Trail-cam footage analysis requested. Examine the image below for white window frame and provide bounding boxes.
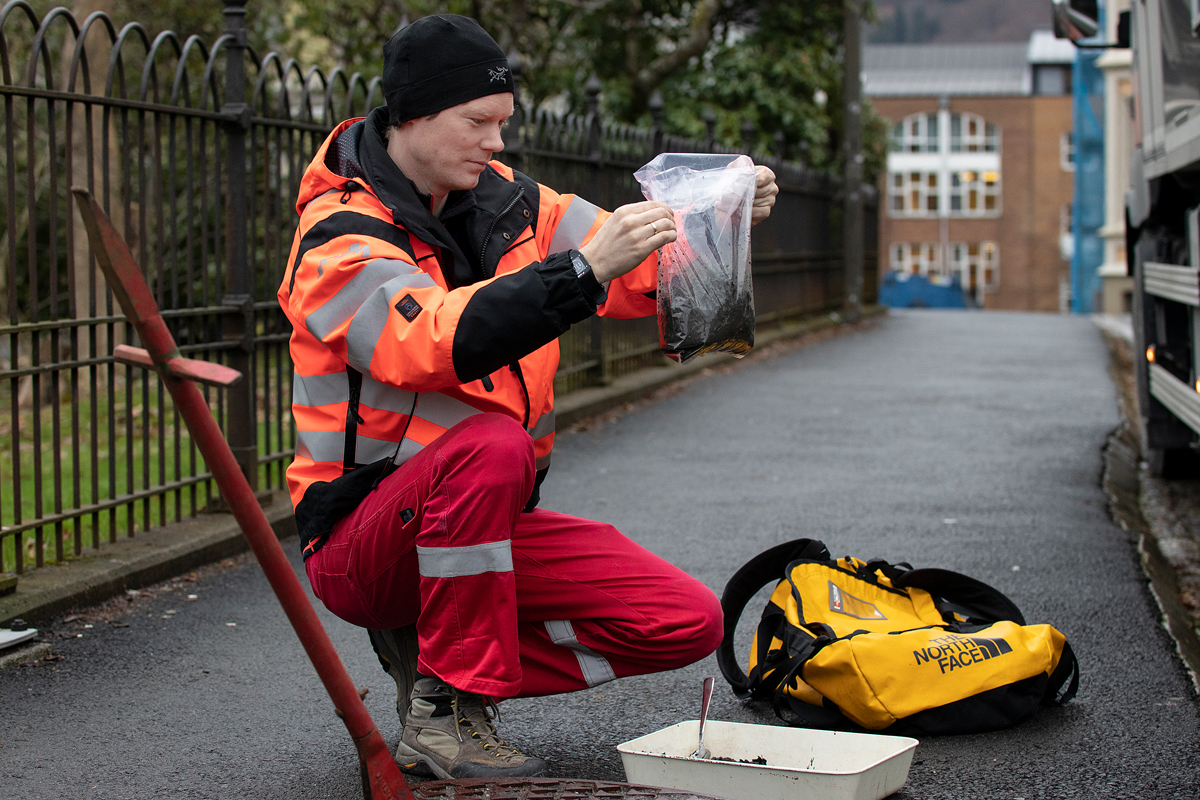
[949,169,1002,216]
[890,242,943,277]
[948,241,1000,300]
[1060,132,1076,172]
[887,111,1002,220]
[950,112,999,153]
[888,170,941,217]
[890,112,940,153]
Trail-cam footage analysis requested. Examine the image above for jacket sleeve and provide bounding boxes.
[279,193,599,389]
[533,183,659,320]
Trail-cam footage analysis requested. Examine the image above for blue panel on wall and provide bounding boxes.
[878,271,970,309]
[1071,44,1106,313]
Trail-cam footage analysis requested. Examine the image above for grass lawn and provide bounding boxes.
[0,369,292,573]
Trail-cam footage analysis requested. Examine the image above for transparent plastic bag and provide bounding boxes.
[634,153,757,364]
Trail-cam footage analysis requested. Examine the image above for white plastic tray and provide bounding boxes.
[0,627,37,650]
[617,719,917,800]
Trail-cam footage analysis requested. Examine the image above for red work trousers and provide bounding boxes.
[304,413,724,699]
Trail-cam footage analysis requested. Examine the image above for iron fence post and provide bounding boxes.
[842,0,864,323]
[650,91,664,155]
[703,108,716,151]
[220,0,257,490]
[584,75,610,387]
[504,48,525,174]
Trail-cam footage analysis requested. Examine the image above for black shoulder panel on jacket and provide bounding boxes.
[452,251,596,382]
[288,211,416,293]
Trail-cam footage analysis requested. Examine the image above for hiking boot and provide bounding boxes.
[367,626,419,727]
[394,677,548,780]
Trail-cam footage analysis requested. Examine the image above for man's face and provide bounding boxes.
[388,93,514,200]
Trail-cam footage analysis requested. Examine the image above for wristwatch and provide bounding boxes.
[569,249,608,305]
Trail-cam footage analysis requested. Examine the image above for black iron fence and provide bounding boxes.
[0,1,877,576]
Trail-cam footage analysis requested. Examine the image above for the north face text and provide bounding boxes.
[913,632,1013,674]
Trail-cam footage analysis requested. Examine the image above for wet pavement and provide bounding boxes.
[2,309,1198,800]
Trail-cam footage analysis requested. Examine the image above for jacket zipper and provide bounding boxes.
[509,361,532,429]
[479,186,524,278]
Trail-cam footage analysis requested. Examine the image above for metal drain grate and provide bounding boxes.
[411,778,719,799]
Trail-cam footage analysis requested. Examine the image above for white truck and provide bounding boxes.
[1057,0,1200,475]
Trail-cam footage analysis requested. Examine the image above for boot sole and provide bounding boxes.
[394,742,453,780]
[394,742,549,780]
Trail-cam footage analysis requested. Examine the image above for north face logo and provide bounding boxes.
[488,66,509,83]
[913,632,1013,674]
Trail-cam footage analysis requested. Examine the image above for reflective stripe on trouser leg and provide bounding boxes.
[543,619,617,688]
[416,541,513,578]
[303,414,534,699]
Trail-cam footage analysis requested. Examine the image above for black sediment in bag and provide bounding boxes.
[634,153,757,363]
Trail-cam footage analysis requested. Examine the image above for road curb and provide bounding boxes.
[0,492,296,627]
[0,642,52,669]
[0,306,887,628]
[1097,318,1200,692]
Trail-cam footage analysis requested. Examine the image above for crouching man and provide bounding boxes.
[278,13,778,780]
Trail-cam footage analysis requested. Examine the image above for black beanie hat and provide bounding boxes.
[382,15,515,126]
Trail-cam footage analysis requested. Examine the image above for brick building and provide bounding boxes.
[864,31,1076,311]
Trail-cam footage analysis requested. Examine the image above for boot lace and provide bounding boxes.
[452,692,525,759]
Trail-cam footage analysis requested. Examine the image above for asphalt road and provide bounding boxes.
[3,309,1198,800]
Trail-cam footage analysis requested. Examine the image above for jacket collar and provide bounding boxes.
[356,107,476,286]
[354,106,527,287]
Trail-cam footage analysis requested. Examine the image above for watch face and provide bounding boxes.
[571,252,588,277]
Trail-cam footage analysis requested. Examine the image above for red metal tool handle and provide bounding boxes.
[72,187,413,800]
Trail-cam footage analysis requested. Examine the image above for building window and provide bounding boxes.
[889,171,940,216]
[1060,132,1075,171]
[1033,64,1072,96]
[890,112,940,152]
[887,111,1001,219]
[1059,203,1074,260]
[950,113,999,153]
[890,242,943,277]
[948,241,1000,294]
[949,170,1001,215]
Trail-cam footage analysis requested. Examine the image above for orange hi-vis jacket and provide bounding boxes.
[279,108,657,556]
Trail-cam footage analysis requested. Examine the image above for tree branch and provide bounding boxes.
[633,0,723,96]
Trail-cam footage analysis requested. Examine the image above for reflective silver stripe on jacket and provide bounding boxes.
[294,371,424,415]
[294,373,480,429]
[359,377,419,413]
[306,258,426,338]
[294,376,550,465]
[293,371,348,407]
[544,620,616,687]
[548,196,602,255]
[295,429,424,465]
[528,408,555,440]
[417,392,483,430]
[304,257,437,370]
[345,271,438,371]
[416,540,514,578]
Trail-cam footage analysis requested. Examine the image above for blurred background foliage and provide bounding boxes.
[41,0,887,179]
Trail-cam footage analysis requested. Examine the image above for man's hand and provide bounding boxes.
[751,165,779,226]
[579,201,676,285]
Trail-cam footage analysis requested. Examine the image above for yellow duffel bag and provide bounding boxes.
[716,539,1079,735]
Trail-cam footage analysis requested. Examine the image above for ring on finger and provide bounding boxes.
[651,220,660,234]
